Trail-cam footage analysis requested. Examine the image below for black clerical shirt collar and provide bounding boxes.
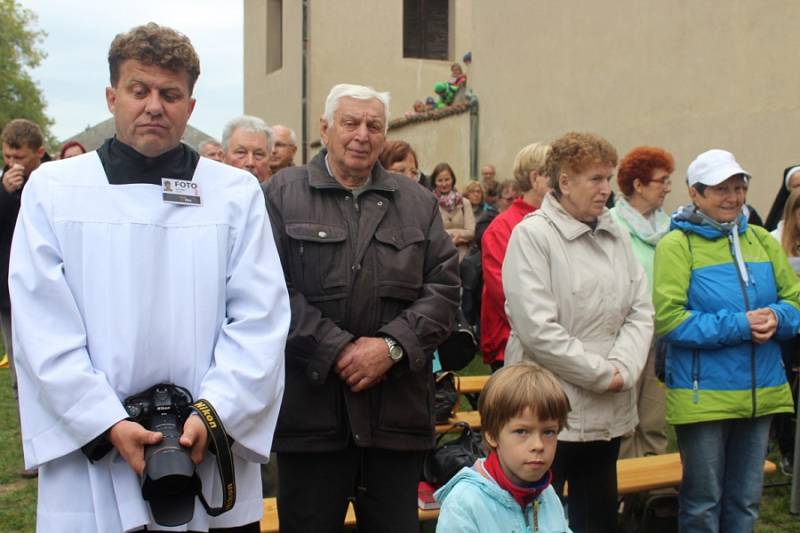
[97,137,200,185]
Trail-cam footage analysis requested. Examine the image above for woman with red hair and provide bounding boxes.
[609,145,674,460]
[59,141,86,159]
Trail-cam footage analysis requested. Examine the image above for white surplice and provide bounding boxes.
[9,152,289,532]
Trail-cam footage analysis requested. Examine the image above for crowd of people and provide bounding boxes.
[381,132,800,532]
[3,21,800,533]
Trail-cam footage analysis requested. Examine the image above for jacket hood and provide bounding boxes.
[435,462,518,511]
[670,203,748,239]
[539,192,620,241]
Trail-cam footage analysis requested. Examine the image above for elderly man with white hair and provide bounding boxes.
[263,84,460,532]
[222,115,273,183]
[267,124,298,175]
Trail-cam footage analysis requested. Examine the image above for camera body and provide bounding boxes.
[124,384,196,526]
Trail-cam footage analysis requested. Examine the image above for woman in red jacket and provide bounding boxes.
[480,142,551,370]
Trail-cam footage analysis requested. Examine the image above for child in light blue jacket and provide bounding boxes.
[435,362,572,532]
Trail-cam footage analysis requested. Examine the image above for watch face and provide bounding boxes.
[391,346,402,358]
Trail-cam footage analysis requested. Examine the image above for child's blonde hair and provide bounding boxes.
[479,362,570,448]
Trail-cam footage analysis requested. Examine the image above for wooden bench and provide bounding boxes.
[259,453,777,532]
[456,375,489,394]
[435,410,481,433]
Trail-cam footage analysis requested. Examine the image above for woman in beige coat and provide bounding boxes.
[503,132,653,533]
[432,162,475,261]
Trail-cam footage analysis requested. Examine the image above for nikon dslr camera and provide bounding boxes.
[124,383,196,526]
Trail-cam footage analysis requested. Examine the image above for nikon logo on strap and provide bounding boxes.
[191,398,236,516]
[193,400,219,429]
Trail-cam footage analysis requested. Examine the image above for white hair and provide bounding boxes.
[322,84,390,132]
[221,115,273,151]
[273,124,298,146]
[198,139,222,152]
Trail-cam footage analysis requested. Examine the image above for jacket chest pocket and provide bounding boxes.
[285,223,348,295]
[373,226,425,324]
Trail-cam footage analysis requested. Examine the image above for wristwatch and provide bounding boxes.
[384,337,404,362]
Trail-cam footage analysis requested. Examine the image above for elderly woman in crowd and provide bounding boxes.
[379,139,431,189]
[654,149,800,532]
[481,142,550,371]
[503,132,652,533]
[463,181,492,219]
[609,146,674,460]
[432,162,474,260]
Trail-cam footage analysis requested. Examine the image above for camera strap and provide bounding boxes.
[190,399,236,516]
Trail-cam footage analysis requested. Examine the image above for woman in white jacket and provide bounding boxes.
[502,132,653,533]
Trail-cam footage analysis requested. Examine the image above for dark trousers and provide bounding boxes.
[277,443,425,533]
[141,524,259,532]
[551,438,621,533]
[774,336,799,456]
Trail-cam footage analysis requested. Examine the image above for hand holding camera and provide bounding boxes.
[108,419,163,475]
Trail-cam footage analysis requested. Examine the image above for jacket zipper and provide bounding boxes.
[692,350,700,404]
[728,233,757,417]
[532,499,539,532]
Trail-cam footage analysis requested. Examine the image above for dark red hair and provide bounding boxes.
[59,140,87,159]
[617,146,674,197]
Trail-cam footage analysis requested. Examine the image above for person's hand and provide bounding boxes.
[747,308,778,344]
[108,419,162,475]
[180,413,209,465]
[335,337,394,392]
[607,368,623,392]
[2,164,25,194]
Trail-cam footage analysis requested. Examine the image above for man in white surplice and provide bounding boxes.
[8,23,289,533]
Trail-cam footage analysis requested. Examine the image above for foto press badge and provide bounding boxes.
[162,178,202,206]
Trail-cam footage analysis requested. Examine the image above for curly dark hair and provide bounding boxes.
[617,146,675,197]
[108,23,201,93]
[544,132,618,197]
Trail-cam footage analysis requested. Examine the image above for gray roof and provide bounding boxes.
[62,117,216,151]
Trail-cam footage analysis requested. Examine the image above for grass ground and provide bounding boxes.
[0,365,37,533]
[1,351,800,531]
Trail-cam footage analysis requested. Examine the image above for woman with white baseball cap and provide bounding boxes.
[653,149,800,532]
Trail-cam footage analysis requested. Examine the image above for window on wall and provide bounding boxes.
[266,0,283,73]
[403,0,450,60]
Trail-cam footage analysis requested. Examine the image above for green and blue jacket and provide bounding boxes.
[653,208,800,425]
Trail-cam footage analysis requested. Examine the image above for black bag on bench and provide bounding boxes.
[423,422,485,485]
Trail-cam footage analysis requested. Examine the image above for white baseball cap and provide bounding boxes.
[687,149,751,187]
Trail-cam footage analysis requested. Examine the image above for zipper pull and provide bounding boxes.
[299,241,304,256]
[693,379,699,404]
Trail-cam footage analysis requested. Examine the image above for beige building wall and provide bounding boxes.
[244,0,472,162]
[470,1,800,216]
[244,0,304,148]
[245,1,799,217]
[389,113,472,187]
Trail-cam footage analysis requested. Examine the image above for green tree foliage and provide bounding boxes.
[0,0,55,147]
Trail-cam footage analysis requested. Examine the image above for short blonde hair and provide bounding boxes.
[512,142,551,192]
[463,181,484,197]
[479,362,570,449]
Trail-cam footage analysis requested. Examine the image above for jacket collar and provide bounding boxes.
[539,192,619,241]
[307,148,399,193]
